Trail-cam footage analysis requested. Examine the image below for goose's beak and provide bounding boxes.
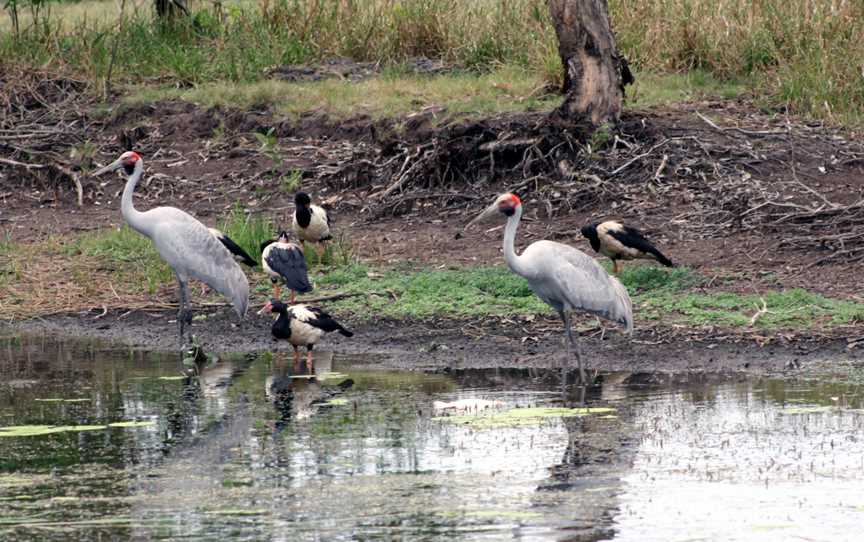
[466,202,499,230]
[257,301,273,316]
[92,159,123,176]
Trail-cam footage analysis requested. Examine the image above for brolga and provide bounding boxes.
[209,228,258,268]
[93,151,249,343]
[468,193,633,383]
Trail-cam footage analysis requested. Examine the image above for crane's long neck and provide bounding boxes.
[502,204,532,277]
[121,161,150,236]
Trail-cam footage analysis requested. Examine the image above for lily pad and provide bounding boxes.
[108,421,156,428]
[780,406,835,414]
[203,509,268,516]
[0,425,107,437]
[317,371,350,382]
[434,406,617,429]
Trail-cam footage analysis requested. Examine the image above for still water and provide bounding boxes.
[1,336,863,541]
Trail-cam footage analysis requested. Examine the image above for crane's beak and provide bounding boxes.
[92,159,123,176]
[465,202,499,230]
[256,301,273,316]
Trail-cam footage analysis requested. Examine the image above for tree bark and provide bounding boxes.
[548,0,634,126]
[155,0,188,19]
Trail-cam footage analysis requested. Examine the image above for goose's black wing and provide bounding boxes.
[265,244,313,293]
[607,226,674,267]
[215,232,257,267]
[307,306,353,337]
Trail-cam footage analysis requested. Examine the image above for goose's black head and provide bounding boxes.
[258,298,288,316]
[294,192,311,207]
[580,223,601,252]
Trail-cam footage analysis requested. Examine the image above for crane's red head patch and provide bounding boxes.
[121,151,141,166]
[496,193,522,215]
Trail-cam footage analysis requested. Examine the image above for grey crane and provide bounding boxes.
[93,151,249,343]
[469,193,633,383]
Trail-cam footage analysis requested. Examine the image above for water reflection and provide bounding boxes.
[2,337,864,541]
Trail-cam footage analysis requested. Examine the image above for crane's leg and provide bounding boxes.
[289,289,296,305]
[306,345,314,371]
[562,311,587,385]
[612,259,620,275]
[292,345,300,364]
[177,275,193,343]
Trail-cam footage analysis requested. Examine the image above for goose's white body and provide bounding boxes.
[293,204,331,243]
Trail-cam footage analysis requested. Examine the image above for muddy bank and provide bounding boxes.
[6,308,862,376]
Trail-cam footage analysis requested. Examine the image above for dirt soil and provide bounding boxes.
[3,69,864,369]
[12,308,864,377]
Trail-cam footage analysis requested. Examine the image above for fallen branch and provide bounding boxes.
[748,297,768,327]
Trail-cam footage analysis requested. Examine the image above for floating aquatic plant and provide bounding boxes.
[0,425,107,437]
[0,420,157,437]
[433,406,617,429]
[108,421,156,428]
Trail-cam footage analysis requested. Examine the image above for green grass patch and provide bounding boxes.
[315,262,864,331]
[64,225,173,294]
[627,71,748,108]
[216,206,276,266]
[317,264,551,319]
[640,287,864,328]
[124,65,557,120]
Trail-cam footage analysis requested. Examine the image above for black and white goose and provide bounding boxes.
[292,192,332,244]
[580,221,674,274]
[258,299,353,365]
[208,228,257,267]
[261,231,312,303]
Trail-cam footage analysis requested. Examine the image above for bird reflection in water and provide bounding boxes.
[266,351,353,429]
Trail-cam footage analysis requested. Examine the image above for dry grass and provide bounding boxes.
[1,0,862,121]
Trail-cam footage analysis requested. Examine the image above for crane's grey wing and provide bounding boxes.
[528,241,633,332]
[264,244,312,293]
[152,218,250,317]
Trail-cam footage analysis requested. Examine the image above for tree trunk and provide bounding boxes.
[155,0,188,19]
[548,0,633,126]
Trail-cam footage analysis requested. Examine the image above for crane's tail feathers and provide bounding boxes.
[609,276,634,334]
[338,328,354,338]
